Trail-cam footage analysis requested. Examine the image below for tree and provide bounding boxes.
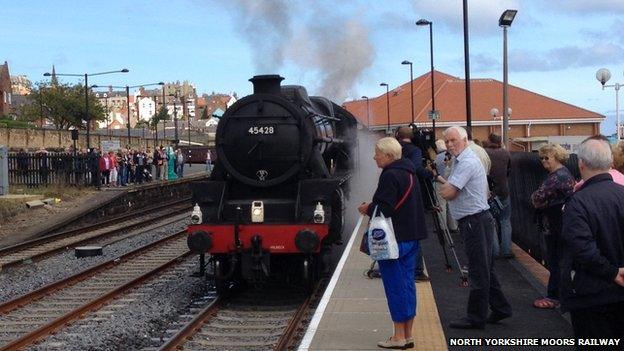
[16,82,105,130]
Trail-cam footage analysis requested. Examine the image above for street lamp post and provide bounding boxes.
[43,69,129,149]
[401,61,415,125]
[169,92,180,145]
[380,83,390,134]
[416,19,436,138]
[499,9,518,148]
[361,96,370,128]
[93,82,164,147]
[596,68,622,139]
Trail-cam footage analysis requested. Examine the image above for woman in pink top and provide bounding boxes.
[573,138,624,191]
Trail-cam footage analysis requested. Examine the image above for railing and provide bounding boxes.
[7,152,99,188]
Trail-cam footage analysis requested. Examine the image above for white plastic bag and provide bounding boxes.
[367,206,399,260]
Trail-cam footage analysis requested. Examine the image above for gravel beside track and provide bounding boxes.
[0,220,188,304]
[28,257,214,351]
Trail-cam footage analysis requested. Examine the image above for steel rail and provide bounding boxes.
[0,231,190,350]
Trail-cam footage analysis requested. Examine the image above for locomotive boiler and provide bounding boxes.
[186,75,357,292]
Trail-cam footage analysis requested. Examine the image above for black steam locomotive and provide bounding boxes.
[187,75,357,292]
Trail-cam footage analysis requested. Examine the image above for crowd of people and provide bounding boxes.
[95,145,188,186]
[358,125,624,349]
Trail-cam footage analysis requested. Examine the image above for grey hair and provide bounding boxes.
[376,137,402,161]
[578,139,612,171]
[443,126,468,140]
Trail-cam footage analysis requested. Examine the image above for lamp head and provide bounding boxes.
[499,9,517,26]
[380,82,388,87]
[121,69,130,73]
[490,108,499,118]
[158,82,165,85]
[596,68,611,86]
[361,95,368,99]
[416,19,431,26]
[401,60,412,65]
[43,72,51,77]
[91,85,100,88]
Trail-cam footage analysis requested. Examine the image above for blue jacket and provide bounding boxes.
[367,158,428,242]
[560,173,624,311]
[399,141,434,181]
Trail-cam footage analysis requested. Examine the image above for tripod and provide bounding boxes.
[420,175,468,287]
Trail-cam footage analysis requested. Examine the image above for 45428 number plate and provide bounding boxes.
[247,126,275,135]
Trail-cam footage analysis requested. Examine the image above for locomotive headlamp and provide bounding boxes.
[190,203,202,224]
[313,202,325,223]
[251,201,264,223]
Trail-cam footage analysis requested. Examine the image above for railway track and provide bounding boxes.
[0,230,190,351]
[0,199,192,270]
[158,283,323,351]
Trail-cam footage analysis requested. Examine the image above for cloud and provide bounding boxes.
[410,0,521,36]
[472,53,502,72]
[544,0,624,14]
[509,42,624,72]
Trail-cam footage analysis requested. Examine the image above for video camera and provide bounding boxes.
[407,123,436,159]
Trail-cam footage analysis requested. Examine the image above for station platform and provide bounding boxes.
[299,213,574,351]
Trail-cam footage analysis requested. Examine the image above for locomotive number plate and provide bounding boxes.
[248,126,275,135]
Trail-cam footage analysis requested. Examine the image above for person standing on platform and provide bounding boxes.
[206,149,212,174]
[438,126,512,329]
[396,126,433,282]
[560,138,624,339]
[484,134,513,259]
[357,137,427,350]
[153,148,162,180]
[531,144,575,310]
[166,144,178,181]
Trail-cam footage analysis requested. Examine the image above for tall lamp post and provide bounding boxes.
[416,19,436,137]
[596,68,622,140]
[94,82,164,146]
[169,92,180,145]
[43,68,129,150]
[499,9,518,148]
[380,83,390,134]
[361,96,370,128]
[401,60,415,124]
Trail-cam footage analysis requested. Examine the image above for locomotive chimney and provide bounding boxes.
[249,75,284,95]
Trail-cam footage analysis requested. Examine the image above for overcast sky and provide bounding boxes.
[2,0,623,133]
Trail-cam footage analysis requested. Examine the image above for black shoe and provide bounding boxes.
[487,312,512,324]
[502,253,516,259]
[415,274,430,282]
[449,318,485,330]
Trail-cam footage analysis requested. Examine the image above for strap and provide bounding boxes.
[394,174,414,210]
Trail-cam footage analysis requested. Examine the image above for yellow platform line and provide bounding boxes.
[411,267,448,351]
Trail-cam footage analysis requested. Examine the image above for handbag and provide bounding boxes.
[360,174,414,258]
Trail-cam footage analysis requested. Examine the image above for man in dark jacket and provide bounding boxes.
[484,133,513,258]
[396,126,433,282]
[560,137,624,339]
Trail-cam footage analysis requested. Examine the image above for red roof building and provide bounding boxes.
[344,71,604,151]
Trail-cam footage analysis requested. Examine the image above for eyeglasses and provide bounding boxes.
[539,156,549,161]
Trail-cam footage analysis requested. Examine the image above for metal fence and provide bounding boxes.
[7,152,99,187]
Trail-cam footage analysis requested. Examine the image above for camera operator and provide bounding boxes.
[439,126,512,329]
[396,126,436,282]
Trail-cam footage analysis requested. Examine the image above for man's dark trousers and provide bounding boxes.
[458,210,512,324]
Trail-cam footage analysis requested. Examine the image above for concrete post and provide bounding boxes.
[0,146,8,195]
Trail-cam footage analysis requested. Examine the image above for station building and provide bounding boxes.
[344,70,604,152]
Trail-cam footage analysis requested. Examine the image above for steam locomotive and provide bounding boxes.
[186,75,357,292]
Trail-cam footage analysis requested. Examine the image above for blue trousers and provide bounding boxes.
[378,240,418,322]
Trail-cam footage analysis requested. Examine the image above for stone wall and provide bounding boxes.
[0,127,157,151]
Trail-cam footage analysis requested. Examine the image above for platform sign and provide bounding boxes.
[428,110,440,120]
[101,140,121,153]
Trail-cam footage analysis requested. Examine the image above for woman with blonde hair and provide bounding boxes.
[358,137,427,349]
[531,143,575,309]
